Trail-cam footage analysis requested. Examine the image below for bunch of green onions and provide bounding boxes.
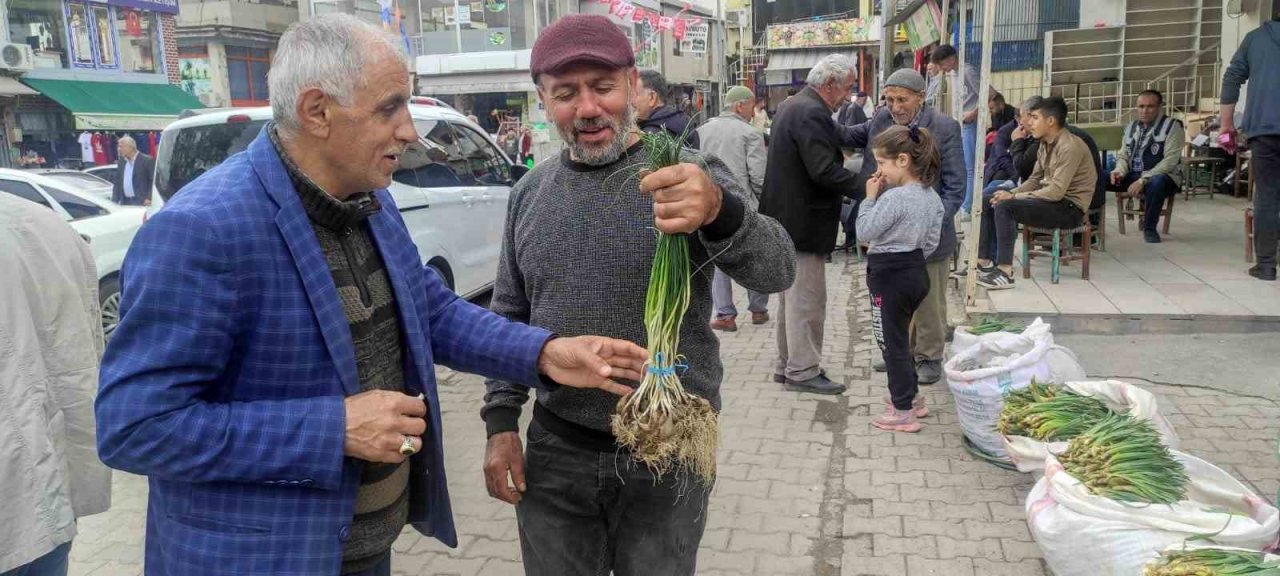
[1058,413,1188,504]
[1144,548,1280,576]
[997,379,1114,441]
[968,317,1026,335]
[611,129,718,484]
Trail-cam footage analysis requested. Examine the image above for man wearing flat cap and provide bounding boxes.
[480,15,796,576]
[834,68,966,387]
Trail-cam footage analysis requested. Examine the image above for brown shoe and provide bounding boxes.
[751,311,769,325]
[710,316,738,332]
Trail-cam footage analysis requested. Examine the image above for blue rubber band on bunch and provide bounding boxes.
[646,352,689,377]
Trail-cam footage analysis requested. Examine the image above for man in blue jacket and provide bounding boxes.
[95,14,647,576]
[835,68,966,385]
[1222,10,1280,281]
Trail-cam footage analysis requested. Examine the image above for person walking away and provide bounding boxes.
[759,54,861,395]
[633,69,700,149]
[931,45,981,218]
[1110,89,1184,243]
[698,85,772,332]
[481,16,796,576]
[94,15,647,576]
[112,135,153,207]
[857,125,944,433]
[1,194,111,576]
[833,68,966,386]
[1221,10,1280,280]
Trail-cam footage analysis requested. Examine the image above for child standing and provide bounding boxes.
[857,125,945,433]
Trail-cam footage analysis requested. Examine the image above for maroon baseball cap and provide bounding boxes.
[530,15,636,81]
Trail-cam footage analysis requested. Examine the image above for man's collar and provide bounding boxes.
[1042,127,1065,145]
[266,123,380,232]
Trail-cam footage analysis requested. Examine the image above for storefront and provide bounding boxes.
[4,0,197,167]
[761,17,881,113]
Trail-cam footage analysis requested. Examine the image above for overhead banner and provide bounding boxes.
[766,18,880,50]
[594,0,704,40]
[87,0,179,15]
[903,0,943,50]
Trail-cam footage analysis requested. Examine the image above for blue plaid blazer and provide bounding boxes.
[96,128,553,575]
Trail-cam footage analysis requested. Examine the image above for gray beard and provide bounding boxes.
[559,106,637,167]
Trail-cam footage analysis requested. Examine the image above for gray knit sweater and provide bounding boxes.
[856,182,944,258]
[481,141,796,441]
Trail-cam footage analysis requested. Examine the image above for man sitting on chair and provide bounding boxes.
[1110,89,1184,243]
[976,96,1097,290]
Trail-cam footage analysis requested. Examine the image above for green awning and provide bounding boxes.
[21,78,204,131]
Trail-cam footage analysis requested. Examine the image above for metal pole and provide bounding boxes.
[940,0,951,47]
[964,0,997,306]
[453,0,462,53]
[955,0,967,122]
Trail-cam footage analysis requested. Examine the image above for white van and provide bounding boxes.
[150,98,526,299]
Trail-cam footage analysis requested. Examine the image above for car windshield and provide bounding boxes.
[155,119,267,201]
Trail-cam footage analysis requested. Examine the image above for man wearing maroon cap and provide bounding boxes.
[480,14,796,575]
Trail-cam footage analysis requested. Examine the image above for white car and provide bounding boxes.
[150,99,523,299]
[84,164,119,187]
[27,168,115,199]
[0,168,145,338]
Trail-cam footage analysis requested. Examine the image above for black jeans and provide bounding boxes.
[1118,171,1179,231]
[1252,135,1280,266]
[978,196,1083,266]
[867,251,930,411]
[516,419,711,576]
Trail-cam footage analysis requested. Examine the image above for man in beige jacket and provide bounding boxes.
[0,194,111,575]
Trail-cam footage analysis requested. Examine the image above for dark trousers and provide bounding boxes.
[516,419,711,576]
[1,542,71,576]
[867,251,930,411]
[978,196,1083,266]
[1118,171,1178,231]
[1252,135,1280,267]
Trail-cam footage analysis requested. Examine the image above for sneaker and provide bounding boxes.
[772,373,786,384]
[872,358,887,372]
[977,268,1015,290]
[883,394,929,419]
[872,408,922,433]
[1248,265,1277,281]
[916,359,943,385]
[751,311,770,325]
[1143,229,1161,243]
[784,373,847,395]
[710,316,738,332]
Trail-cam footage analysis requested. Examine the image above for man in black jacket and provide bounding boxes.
[111,135,153,207]
[633,70,700,149]
[836,91,870,127]
[759,53,858,395]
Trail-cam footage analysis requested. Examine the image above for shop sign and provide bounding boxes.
[87,0,180,15]
[179,56,214,105]
[902,0,943,50]
[765,18,880,50]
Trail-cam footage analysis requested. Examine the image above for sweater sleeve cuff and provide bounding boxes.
[484,406,522,437]
[700,190,745,242]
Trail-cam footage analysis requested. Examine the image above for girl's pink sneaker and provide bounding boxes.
[882,394,929,419]
[872,408,922,433]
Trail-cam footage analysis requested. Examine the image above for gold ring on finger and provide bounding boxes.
[399,435,417,456]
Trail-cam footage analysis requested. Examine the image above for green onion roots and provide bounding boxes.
[1144,547,1280,576]
[1058,413,1188,504]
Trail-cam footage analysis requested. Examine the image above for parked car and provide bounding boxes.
[150,99,525,299]
[26,168,114,199]
[84,164,118,186]
[0,168,145,339]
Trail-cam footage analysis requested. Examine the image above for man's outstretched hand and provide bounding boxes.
[538,336,647,395]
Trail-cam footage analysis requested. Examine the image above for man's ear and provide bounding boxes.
[295,87,331,138]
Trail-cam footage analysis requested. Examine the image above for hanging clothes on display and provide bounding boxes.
[149,132,159,155]
[104,133,118,163]
[91,133,107,165]
[78,131,94,164]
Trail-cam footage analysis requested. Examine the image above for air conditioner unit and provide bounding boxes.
[0,43,34,72]
[724,9,747,28]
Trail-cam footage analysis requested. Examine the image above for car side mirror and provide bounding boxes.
[509,163,530,184]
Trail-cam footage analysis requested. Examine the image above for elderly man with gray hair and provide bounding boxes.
[111,135,153,207]
[759,54,860,395]
[95,14,648,576]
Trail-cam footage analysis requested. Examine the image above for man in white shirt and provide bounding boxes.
[111,136,153,206]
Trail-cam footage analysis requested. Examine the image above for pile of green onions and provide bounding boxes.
[610,130,718,484]
[968,317,1026,335]
[1058,413,1188,504]
[998,380,1113,441]
[1144,548,1280,575]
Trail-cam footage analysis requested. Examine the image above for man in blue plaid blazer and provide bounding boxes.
[95,14,645,576]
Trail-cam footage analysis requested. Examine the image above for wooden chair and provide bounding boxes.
[1246,207,1255,263]
[1116,191,1174,235]
[1021,207,1102,284]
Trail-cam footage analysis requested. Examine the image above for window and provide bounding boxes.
[44,185,108,220]
[394,120,470,188]
[451,123,510,185]
[227,46,271,106]
[8,0,68,69]
[155,119,268,201]
[115,9,159,73]
[65,1,121,69]
[0,179,51,209]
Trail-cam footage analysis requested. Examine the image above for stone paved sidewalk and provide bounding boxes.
[68,251,1280,576]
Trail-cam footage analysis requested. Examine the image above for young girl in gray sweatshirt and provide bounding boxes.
[857,124,945,433]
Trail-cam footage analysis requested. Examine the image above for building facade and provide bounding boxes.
[1,0,199,168]
[175,0,299,108]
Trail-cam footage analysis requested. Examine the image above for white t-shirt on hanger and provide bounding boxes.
[78,132,94,163]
